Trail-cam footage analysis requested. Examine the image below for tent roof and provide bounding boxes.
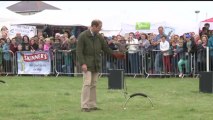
[0,9,24,22]
[7,1,60,13]
[202,17,213,22]
[11,10,123,30]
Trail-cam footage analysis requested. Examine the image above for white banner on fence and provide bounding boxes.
[17,51,51,74]
[9,25,37,38]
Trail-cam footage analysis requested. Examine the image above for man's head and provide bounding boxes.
[16,33,22,39]
[91,19,102,34]
[158,26,164,35]
[204,23,210,30]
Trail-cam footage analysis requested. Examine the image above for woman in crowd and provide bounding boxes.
[22,35,30,51]
[2,38,12,73]
[30,37,38,51]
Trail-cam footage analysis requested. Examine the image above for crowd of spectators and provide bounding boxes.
[0,23,212,77]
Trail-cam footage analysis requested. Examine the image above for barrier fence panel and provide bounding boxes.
[1,50,15,76]
[100,50,144,77]
[54,50,82,77]
[100,51,126,75]
[194,48,207,77]
[208,47,213,72]
[144,50,195,78]
[5,47,213,78]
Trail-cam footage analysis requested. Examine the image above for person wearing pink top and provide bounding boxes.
[43,38,52,51]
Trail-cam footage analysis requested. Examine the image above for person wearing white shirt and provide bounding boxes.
[126,32,139,74]
[160,35,171,73]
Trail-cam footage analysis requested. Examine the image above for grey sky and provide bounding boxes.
[0,1,212,34]
[0,1,212,22]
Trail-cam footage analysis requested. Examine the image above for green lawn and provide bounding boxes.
[0,76,213,120]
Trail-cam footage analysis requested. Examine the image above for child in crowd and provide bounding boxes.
[37,43,44,51]
[17,44,23,51]
[173,41,189,77]
[43,38,52,52]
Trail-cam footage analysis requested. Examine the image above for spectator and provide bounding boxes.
[43,38,52,52]
[106,36,118,70]
[1,26,9,39]
[37,31,43,38]
[2,38,11,73]
[152,26,168,74]
[183,34,196,76]
[30,37,38,51]
[37,43,44,51]
[160,35,171,73]
[52,37,62,72]
[24,44,30,51]
[10,38,18,54]
[173,41,189,78]
[126,32,139,74]
[22,35,30,51]
[15,33,22,45]
[139,33,150,52]
[197,39,206,72]
[61,35,72,75]
[17,44,23,51]
[138,33,150,74]
[170,39,179,74]
[33,35,39,45]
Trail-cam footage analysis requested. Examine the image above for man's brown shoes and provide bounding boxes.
[90,107,102,110]
[81,107,102,112]
[81,108,91,112]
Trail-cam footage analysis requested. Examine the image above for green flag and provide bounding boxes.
[135,22,150,30]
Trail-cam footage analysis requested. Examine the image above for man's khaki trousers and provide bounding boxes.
[81,71,99,109]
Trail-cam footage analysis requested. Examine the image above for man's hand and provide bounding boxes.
[81,64,87,73]
[112,52,126,59]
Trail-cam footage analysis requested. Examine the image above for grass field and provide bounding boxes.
[0,76,213,120]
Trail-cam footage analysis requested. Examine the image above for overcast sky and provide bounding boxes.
[0,1,212,22]
[1,1,213,34]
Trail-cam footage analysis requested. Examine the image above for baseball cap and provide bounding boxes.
[185,34,191,39]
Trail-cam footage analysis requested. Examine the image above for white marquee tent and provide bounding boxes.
[5,9,200,36]
[0,9,25,29]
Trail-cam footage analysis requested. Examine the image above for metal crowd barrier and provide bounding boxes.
[144,50,196,78]
[1,47,212,78]
[54,50,81,77]
[1,50,15,76]
[100,50,144,78]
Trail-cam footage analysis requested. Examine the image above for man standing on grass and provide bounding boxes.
[76,19,125,112]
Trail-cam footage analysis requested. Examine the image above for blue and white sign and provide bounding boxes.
[9,25,37,38]
[17,51,51,74]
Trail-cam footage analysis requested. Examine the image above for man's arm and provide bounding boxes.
[100,36,125,59]
[76,34,86,66]
[100,36,114,55]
